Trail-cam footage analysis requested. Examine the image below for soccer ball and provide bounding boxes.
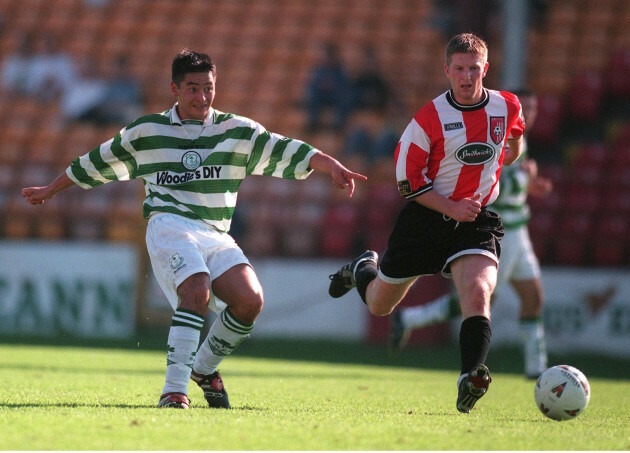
[534,365,590,421]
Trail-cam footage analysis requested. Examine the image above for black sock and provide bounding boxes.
[355,262,378,304]
[459,315,491,374]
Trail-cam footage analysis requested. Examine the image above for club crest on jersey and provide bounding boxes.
[490,116,505,145]
[182,151,202,170]
[455,142,495,165]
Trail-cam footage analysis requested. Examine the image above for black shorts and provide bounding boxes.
[379,202,504,280]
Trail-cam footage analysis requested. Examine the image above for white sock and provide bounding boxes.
[520,318,548,377]
[193,308,254,375]
[162,308,205,395]
[401,293,453,330]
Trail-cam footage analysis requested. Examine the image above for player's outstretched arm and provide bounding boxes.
[308,151,368,198]
[22,172,76,205]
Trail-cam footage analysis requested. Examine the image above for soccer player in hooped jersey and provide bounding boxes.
[22,49,367,409]
[328,33,525,413]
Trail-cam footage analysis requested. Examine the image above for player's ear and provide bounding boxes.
[170,81,179,98]
[482,61,489,78]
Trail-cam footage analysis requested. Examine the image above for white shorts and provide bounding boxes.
[496,225,541,288]
[146,213,251,312]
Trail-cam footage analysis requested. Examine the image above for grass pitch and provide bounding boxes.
[1,339,629,450]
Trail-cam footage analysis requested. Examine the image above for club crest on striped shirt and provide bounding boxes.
[490,116,505,145]
[182,151,202,170]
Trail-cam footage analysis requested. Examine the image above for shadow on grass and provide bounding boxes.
[236,337,630,381]
[1,327,629,380]
[0,401,264,411]
[0,402,154,409]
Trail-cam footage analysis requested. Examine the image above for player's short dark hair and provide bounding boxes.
[445,33,488,65]
[172,49,216,85]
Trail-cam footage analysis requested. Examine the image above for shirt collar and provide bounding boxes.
[446,88,489,111]
[169,103,216,126]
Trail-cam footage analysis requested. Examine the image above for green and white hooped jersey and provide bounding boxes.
[66,105,317,232]
[492,139,530,229]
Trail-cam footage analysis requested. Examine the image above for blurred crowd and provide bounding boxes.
[2,30,142,124]
[0,0,629,267]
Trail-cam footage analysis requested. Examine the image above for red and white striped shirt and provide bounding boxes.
[395,89,525,206]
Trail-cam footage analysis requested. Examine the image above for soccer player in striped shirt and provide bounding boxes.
[329,33,525,413]
[389,89,551,380]
[22,49,367,409]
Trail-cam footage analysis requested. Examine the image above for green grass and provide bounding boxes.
[0,340,629,450]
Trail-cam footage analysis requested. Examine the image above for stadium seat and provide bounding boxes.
[527,94,564,147]
[31,199,67,240]
[553,213,594,265]
[571,142,608,169]
[611,144,630,169]
[553,238,588,266]
[106,218,142,243]
[364,228,390,256]
[558,213,593,239]
[568,71,604,123]
[612,122,630,147]
[528,211,557,264]
[602,187,630,215]
[240,228,279,257]
[568,165,604,191]
[320,202,361,257]
[606,165,630,197]
[591,216,628,266]
[364,182,403,230]
[2,201,34,239]
[564,188,601,215]
[591,241,625,267]
[606,49,630,100]
[537,163,567,189]
[282,228,320,257]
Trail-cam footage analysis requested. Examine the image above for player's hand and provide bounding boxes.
[521,158,538,178]
[450,193,482,222]
[22,186,53,205]
[330,164,367,198]
[528,176,553,198]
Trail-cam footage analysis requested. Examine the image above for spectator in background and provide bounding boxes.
[351,46,391,112]
[74,55,143,125]
[1,32,35,95]
[433,0,499,42]
[2,32,140,125]
[100,55,143,123]
[60,56,109,122]
[340,122,399,180]
[389,88,552,380]
[341,99,404,172]
[23,32,78,101]
[1,32,77,101]
[339,46,400,173]
[305,42,353,132]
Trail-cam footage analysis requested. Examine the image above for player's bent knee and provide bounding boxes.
[230,292,264,323]
[367,299,396,317]
[460,285,492,318]
[177,275,212,314]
